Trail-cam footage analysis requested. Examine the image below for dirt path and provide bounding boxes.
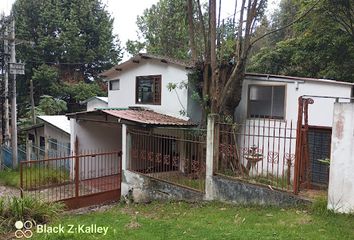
[0,185,21,198]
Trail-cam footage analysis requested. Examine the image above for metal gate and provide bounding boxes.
[294,97,331,194]
[20,151,122,209]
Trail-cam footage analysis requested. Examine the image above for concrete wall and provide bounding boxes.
[87,99,108,111]
[45,125,70,145]
[328,103,354,213]
[70,116,122,152]
[210,175,308,206]
[122,170,203,202]
[108,60,190,119]
[70,116,122,179]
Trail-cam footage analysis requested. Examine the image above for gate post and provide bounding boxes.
[294,97,303,194]
[205,114,218,200]
[74,137,79,198]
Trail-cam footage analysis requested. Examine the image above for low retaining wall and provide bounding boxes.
[211,175,309,206]
[122,170,204,202]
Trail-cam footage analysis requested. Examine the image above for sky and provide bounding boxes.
[1,0,279,59]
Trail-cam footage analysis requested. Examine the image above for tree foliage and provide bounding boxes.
[37,95,67,115]
[127,0,207,60]
[13,0,122,80]
[11,0,120,117]
[248,0,354,82]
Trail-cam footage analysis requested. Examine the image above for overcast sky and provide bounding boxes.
[1,0,279,59]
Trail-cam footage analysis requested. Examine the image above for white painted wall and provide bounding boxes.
[87,99,108,111]
[70,116,122,179]
[235,79,352,126]
[328,103,354,213]
[108,60,190,118]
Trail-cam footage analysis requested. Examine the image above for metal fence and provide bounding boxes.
[216,118,297,191]
[20,150,121,209]
[27,139,71,161]
[1,145,27,168]
[128,127,207,192]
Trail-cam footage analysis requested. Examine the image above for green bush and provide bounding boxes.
[0,196,64,234]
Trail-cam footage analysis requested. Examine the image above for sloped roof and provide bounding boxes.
[245,73,354,86]
[102,109,194,126]
[37,115,71,134]
[82,96,108,104]
[67,108,195,126]
[100,53,193,80]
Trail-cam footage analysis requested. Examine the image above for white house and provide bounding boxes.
[100,53,200,121]
[82,96,108,111]
[23,115,71,159]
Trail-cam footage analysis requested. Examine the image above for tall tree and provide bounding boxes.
[128,0,206,60]
[12,0,122,114]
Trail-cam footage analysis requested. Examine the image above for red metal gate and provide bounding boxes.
[20,151,122,209]
[294,97,313,194]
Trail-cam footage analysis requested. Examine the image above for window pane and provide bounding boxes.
[137,79,154,103]
[248,85,285,119]
[248,86,272,117]
[110,80,120,90]
[136,75,161,104]
[272,86,285,118]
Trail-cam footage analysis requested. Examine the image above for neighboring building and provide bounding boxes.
[82,96,108,111]
[100,53,200,121]
[23,115,71,158]
[236,73,354,126]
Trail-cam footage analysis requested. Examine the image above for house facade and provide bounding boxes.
[101,53,200,121]
[82,96,108,111]
[236,73,354,126]
[231,73,354,189]
[23,115,71,159]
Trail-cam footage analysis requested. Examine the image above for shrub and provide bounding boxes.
[0,196,64,234]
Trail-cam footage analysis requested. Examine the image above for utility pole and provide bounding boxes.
[10,18,18,168]
[3,25,10,147]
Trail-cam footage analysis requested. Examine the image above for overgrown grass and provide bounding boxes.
[0,196,64,234]
[0,169,19,188]
[0,167,69,189]
[33,200,354,240]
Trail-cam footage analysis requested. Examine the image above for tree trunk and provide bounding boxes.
[187,0,197,62]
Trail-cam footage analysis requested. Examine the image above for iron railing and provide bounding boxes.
[20,150,121,208]
[128,127,206,192]
[216,118,296,191]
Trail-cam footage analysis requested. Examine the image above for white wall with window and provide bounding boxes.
[107,60,189,119]
[236,79,352,127]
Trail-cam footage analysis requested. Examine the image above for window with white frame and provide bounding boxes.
[248,85,285,119]
[109,79,120,91]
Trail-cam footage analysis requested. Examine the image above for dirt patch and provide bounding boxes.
[66,201,118,215]
[0,185,21,198]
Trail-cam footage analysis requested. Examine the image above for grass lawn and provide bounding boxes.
[33,201,354,240]
[0,167,69,189]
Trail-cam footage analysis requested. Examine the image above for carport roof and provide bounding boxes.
[67,108,195,126]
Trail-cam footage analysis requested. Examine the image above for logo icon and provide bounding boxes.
[15,220,35,239]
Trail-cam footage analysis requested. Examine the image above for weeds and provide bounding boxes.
[0,196,64,234]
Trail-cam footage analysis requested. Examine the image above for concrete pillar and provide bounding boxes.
[205,114,218,200]
[328,103,354,213]
[122,124,127,171]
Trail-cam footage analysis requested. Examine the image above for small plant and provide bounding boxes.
[0,196,64,234]
[310,197,334,216]
[318,158,330,166]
